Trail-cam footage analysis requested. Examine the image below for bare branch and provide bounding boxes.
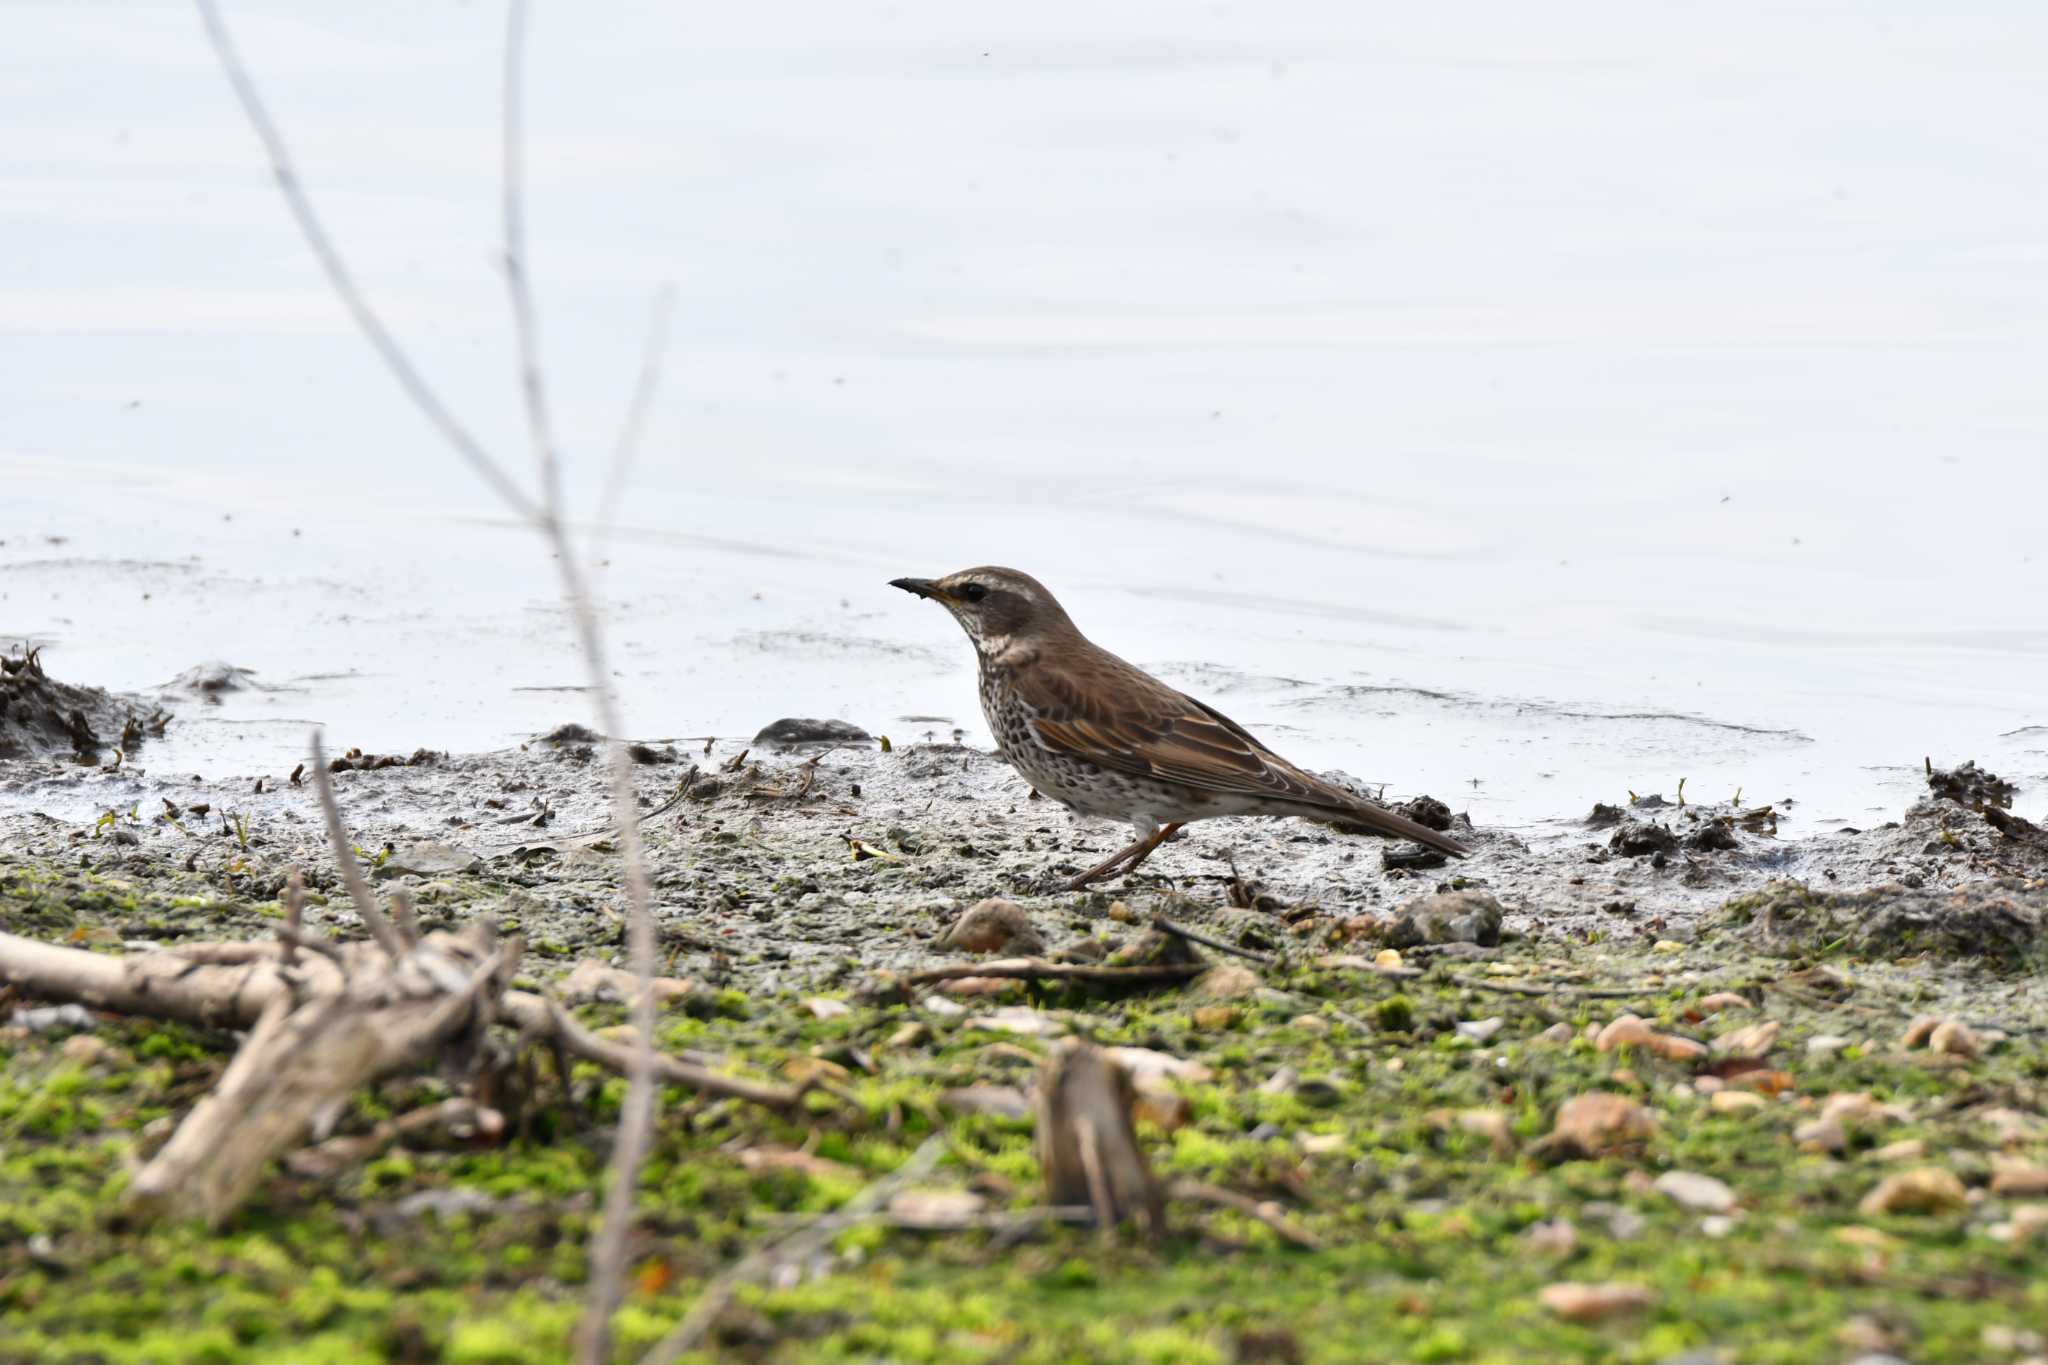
[595,286,675,548]
[190,0,541,523]
[499,0,564,516]
[309,730,406,960]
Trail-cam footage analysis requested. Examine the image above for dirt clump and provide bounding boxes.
[0,647,169,762]
[1713,878,2045,967]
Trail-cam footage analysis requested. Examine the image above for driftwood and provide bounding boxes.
[125,924,516,1225]
[0,926,807,1225]
[1035,1039,1165,1238]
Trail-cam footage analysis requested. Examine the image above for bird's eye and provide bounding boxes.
[960,583,988,603]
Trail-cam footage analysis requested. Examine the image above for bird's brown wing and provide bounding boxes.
[1011,652,1468,856]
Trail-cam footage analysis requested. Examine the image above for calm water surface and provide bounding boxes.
[5,2,2045,834]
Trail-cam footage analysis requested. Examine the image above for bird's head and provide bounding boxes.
[889,566,1074,655]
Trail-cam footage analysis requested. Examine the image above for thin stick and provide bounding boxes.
[1448,973,1647,1000]
[1167,1179,1323,1250]
[898,959,1205,989]
[190,0,540,524]
[308,730,405,960]
[639,1135,948,1365]
[595,287,675,549]
[1151,916,1274,966]
[484,2,667,1337]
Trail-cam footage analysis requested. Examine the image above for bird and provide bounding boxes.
[890,566,1469,889]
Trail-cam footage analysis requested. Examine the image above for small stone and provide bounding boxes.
[885,1021,930,1049]
[1990,1159,2048,1197]
[1106,900,1139,924]
[1805,1034,1851,1058]
[965,1006,1064,1035]
[1430,1106,1514,1157]
[939,1085,1031,1120]
[752,717,872,747]
[922,995,966,1017]
[561,960,696,1008]
[1693,1075,1725,1094]
[1982,1325,2047,1354]
[1710,1019,1780,1061]
[1710,1090,1767,1114]
[1794,1116,1847,1153]
[1546,1092,1658,1158]
[1191,1004,1238,1031]
[1290,1014,1331,1035]
[937,898,1045,956]
[1102,1047,1213,1087]
[1871,1138,1926,1162]
[802,997,851,1020]
[1859,1167,1967,1216]
[1373,948,1405,971]
[1696,991,1750,1015]
[1521,1218,1577,1258]
[887,1188,985,1228]
[1654,1170,1737,1213]
[1821,1092,1907,1126]
[1332,913,1384,942]
[1259,1066,1300,1096]
[1299,1132,1347,1156]
[1537,1282,1657,1323]
[1928,1018,1981,1058]
[1651,939,1685,955]
[59,1034,122,1067]
[1901,1014,1942,1048]
[1539,1022,1575,1044]
[1192,963,1260,1000]
[1596,1014,1707,1062]
[780,1056,851,1085]
[1455,1016,1504,1044]
[1384,889,1503,949]
[1700,1214,1739,1238]
[1991,1204,2048,1244]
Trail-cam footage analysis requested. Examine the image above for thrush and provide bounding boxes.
[890,566,1469,889]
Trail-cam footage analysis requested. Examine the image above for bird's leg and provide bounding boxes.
[1064,822,1186,891]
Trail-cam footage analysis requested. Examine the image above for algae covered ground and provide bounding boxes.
[2,728,2046,1364]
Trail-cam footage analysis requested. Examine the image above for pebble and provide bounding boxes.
[1709,1090,1766,1115]
[1290,1014,1331,1036]
[1654,1170,1737,1213]
[1191,963,1259,1001]
[1804,1034,1852,1057]
[1928,1018,1981,1058]
[1858,1167,1967,1216]
[59,1034,123,1067]
[1548,1092,1659,1157]
[937,898,1044,956]
[1695,991,1750,1014]
[1538,1281,1657,1322]
[1990,1159,2048,1197]
[1871,1138,1926,1163]
[1709,1019,1780,1061]
[1455,1017,1504,1044]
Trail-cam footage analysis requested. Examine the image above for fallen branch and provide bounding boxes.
[1447,973,1649,1000]
[0,930,806,1116]
[123,925,518,1225]
[1151,916,1275,966]
[1167,1179,1322,1250]
[898,958,1204,989]
[285,1097,502,1180]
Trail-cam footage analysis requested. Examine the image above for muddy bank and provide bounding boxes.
[0,647,170,764]
[5,711,2048,1361]
[1,712,2042,994]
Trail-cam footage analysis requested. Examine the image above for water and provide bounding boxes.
[5,2,2045,835]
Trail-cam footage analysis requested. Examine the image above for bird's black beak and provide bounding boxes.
[890,577,940,600]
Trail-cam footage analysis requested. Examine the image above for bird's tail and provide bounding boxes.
[1298,788,1471,858]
